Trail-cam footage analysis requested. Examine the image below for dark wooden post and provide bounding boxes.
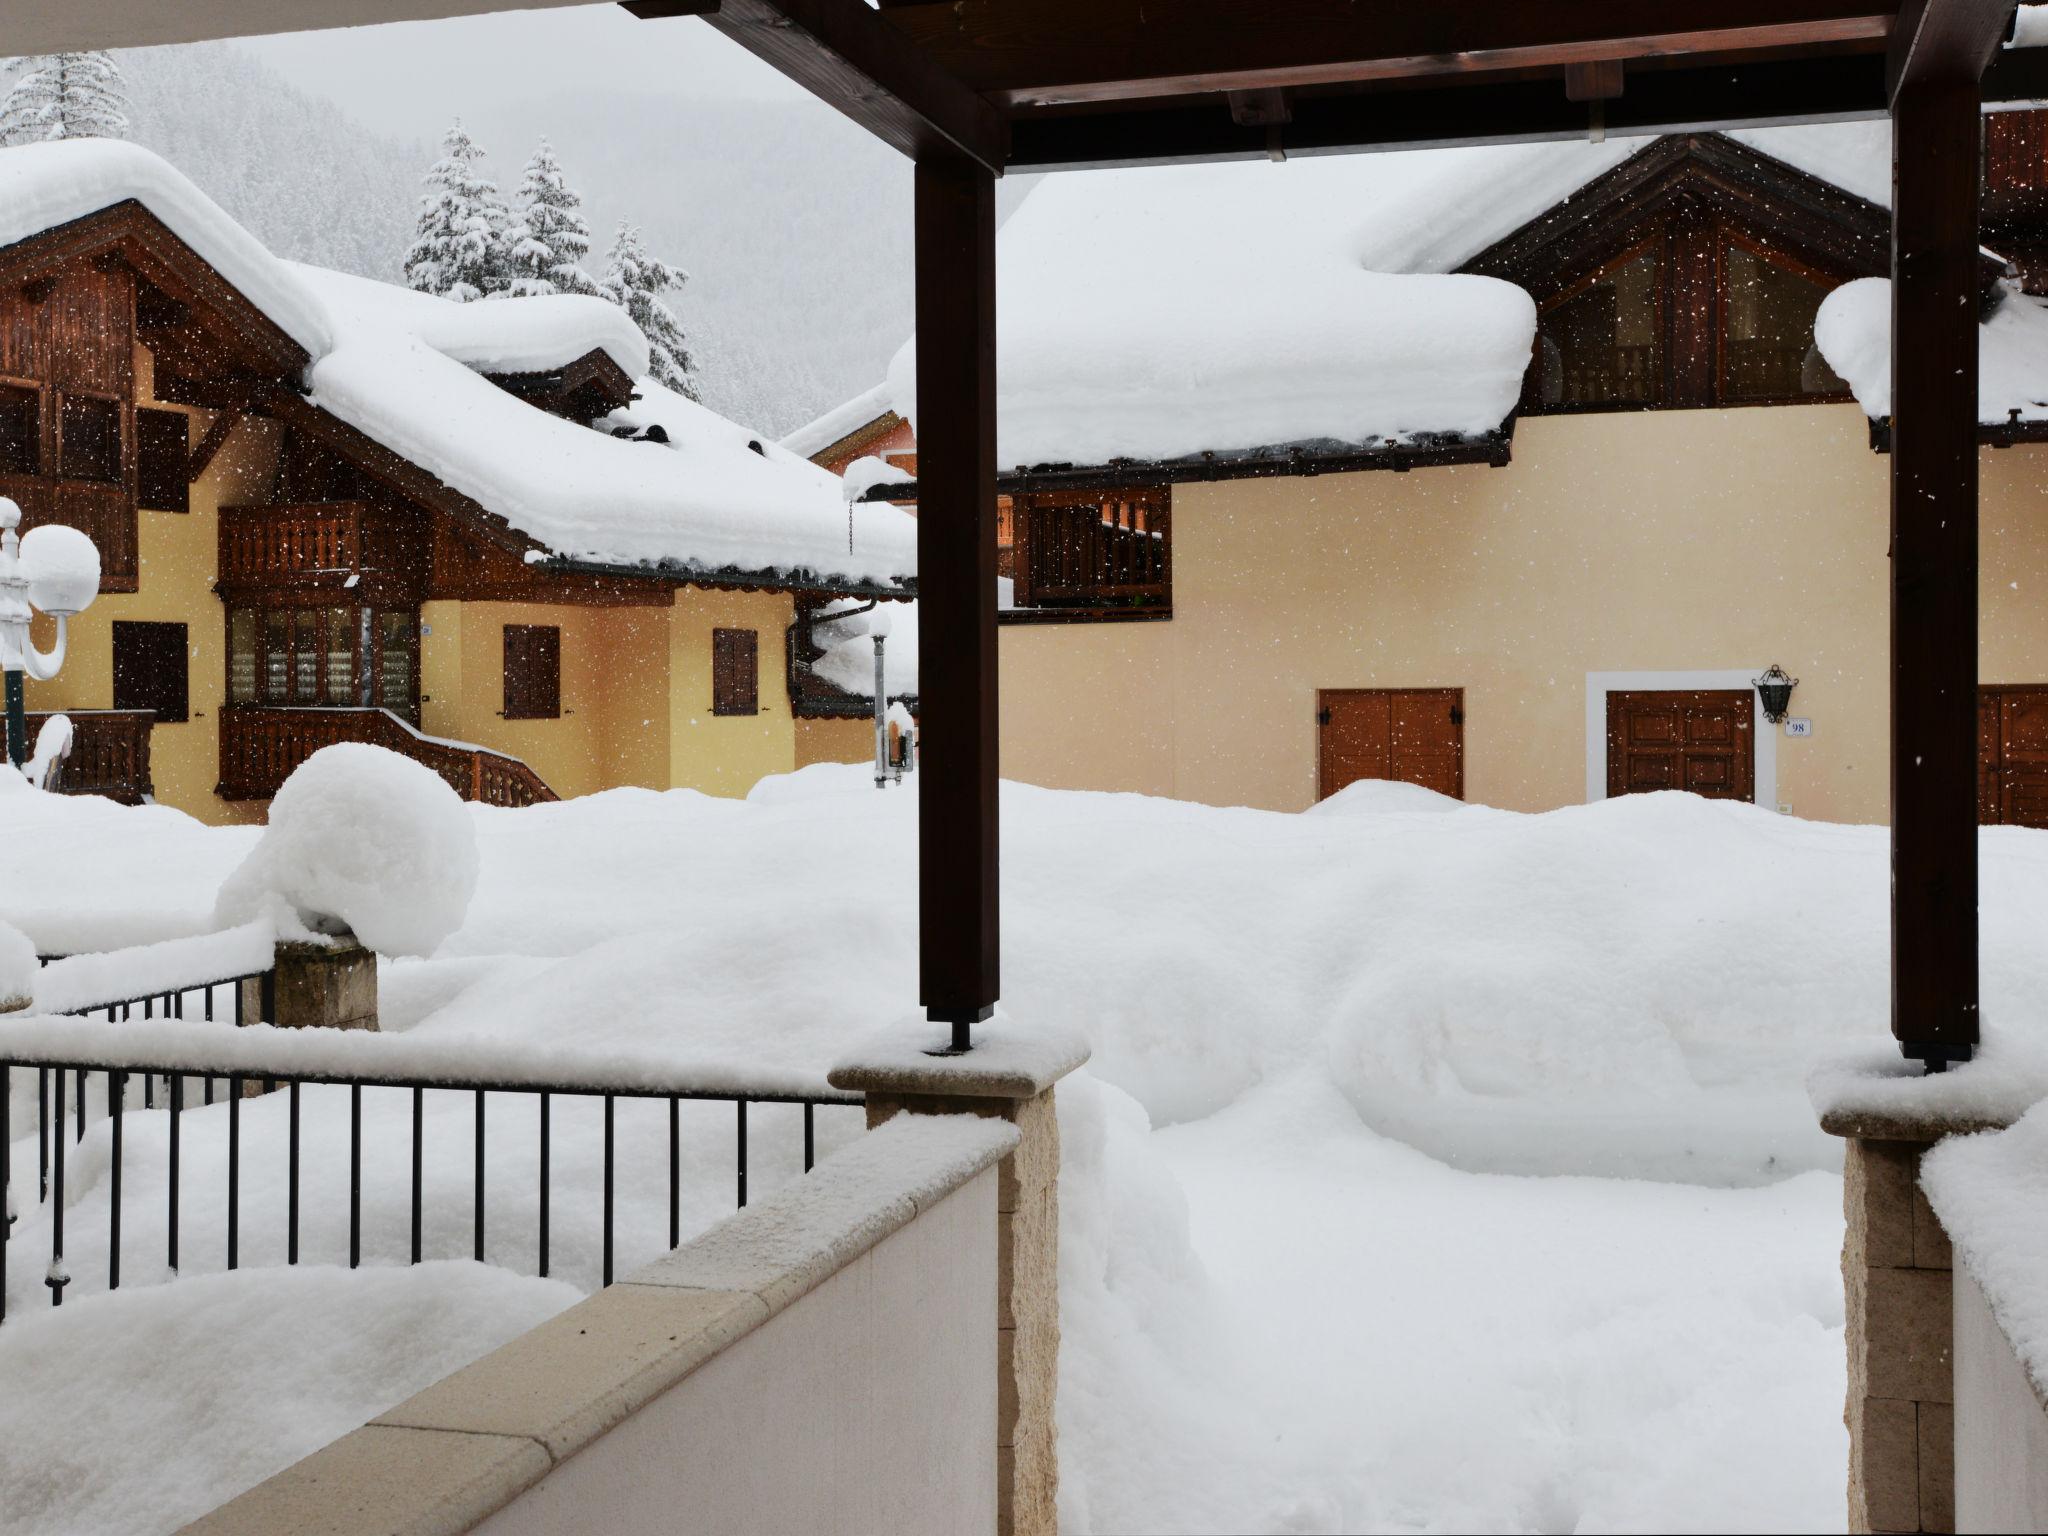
[914,153,999,1048]
[1889,76,1982,1068]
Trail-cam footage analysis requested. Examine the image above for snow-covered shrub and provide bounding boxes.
[0,917,36,1011]
[215,743,478,957]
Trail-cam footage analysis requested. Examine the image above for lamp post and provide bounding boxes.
[871,604,893,789]
[0,497,101,768]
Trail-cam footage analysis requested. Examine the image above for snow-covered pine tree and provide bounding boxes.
[403,121,514,303]
[601,221,694,396]
[505,139,602,299]
[0,52,130,145]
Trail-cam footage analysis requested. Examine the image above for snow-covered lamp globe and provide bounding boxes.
[0,497,101,768]
[20,523,101,619]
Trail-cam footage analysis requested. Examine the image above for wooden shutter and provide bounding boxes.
[136,407,190,513]
[111,620,189,724]
[712,627,759,716]
[503,625,561,720]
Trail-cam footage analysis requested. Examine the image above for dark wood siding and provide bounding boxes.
[136,406,189,513]
[1605,689,1755,800]
[712,627,760,716]
[111,620,189,725]
[1317,687,1464,801]
[502,624,561,721]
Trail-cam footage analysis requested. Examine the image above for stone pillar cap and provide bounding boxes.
[829,1012,1091,1100]
[1809,1045,2047,1142]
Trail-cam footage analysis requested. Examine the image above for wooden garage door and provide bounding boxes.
[1317,688,1463,801]
[1606,689,1754,801]
[1981,685,2048,828]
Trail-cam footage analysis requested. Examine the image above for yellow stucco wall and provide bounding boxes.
[24,344,279,826]
[997,403,2048,823]
[668,587,796,796]
[419,599,673,799]
[794,715,881,769]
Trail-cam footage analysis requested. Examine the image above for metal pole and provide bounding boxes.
[873,632,889,789]
[3,670,24,769]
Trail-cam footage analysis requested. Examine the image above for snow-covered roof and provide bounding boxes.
[1816,277,2048,428]
[782,380,896,460]
[289,264,648,381]
[0,139,914,592]
[873,122,1896,470]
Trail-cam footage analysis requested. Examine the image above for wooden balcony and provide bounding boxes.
[218,503,424,596]
[26,709,154,804]
[1011,489,1171,614]
[218,706,557,807]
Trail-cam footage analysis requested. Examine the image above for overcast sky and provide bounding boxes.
[239,4,803,139]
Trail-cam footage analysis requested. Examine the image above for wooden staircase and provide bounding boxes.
[217,706,558,806]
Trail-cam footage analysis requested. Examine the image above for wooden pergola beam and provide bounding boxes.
[620,0,1006,172]
[1888,0,2018,96]
[875,0,1896,107]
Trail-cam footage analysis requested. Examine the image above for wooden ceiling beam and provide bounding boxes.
[1888,0,2018,98]
[875,0,1898,108]
[1004,46,2048,171]
[620,0,1006,171]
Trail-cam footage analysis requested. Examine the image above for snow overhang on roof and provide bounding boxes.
[1816,277,2048,433]
[0,140,915,595]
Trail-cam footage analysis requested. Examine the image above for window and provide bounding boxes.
[59,394,121,484]
[136,407,189,513]
[1537,244,1663,408]
[1720,238,1849,402]
[0,383,39,475]
[112,621,189,725]
[379,612,417,717]
[228,603,412,714]
[228,609,257,704]
[1007,486,1172,620]
[712,627,759,716]
[503,624,561,720]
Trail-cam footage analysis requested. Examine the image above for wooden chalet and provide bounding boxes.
[0,143,913,820]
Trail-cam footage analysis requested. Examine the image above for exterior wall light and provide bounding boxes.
[0,496,102,767]
[1754,663,1799,724]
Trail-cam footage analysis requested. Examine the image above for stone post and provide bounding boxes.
[1822,1102,2016,1534]
[239,937,378,1033]
[830,1021,1089,1536]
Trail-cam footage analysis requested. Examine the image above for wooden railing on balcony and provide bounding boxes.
[1561,343,1659,405]
[1012,490,1171,612]
[218,503,416,588]
[26,710,153,804]
[218,706,558,807]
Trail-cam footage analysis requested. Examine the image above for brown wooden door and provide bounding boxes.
[1981,685,2048,828]
[1606,689,1754,801]
[1317,688,1464,801]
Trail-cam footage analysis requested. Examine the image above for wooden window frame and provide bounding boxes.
[1524,209,1860,418]
[1315,686,1466,803]
[136,406,190,513]
[711,627,760,717]
[502,624,563,721]
[111,619,190,726]
[226,599,417,716]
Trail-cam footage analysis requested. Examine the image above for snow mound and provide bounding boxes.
[0,1261,576,1536]
[0,918,35,1011]
[1306,777,1473,817]
[215,744,479,957]
[1922,1101,2048,1405]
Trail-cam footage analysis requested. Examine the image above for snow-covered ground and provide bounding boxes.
[7,765,2048,1532]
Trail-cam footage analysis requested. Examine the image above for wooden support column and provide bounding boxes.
[1889,75,1981,1068]
[914,154,1000,1047]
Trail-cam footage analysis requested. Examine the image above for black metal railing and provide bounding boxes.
[0,1036,863,1325]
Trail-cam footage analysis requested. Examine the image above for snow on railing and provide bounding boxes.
[31,922,275,1017]
[0,1011,864,1325]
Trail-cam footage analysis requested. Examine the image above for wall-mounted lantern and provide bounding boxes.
[1754,663,1799,724]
